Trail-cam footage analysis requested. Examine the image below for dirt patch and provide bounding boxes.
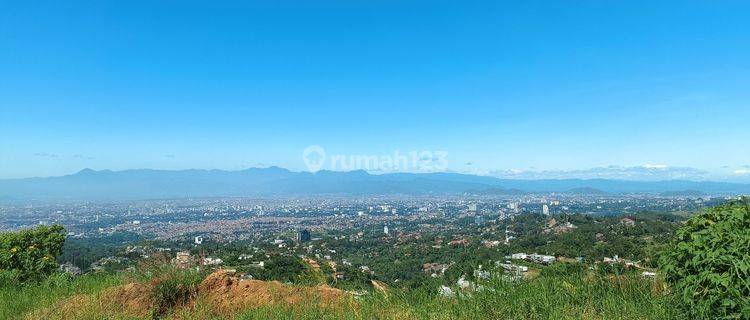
[303,258,321,272]
[28,270,352,319]
[26,282,155,319]
[197,269,349,314]
[103,281,156,317]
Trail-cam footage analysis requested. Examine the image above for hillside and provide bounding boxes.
[4,268,681,320]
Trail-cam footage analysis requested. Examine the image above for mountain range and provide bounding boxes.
[0,167,748,201]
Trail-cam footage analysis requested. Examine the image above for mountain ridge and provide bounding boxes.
[0,167,748,200]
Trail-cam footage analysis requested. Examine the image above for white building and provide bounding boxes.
[203,257,223,265]
[511,253,529,260]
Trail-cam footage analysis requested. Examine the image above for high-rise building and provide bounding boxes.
[296,229,311,243]
[542,204,550,216]
[383,225,390,235]
[468,203,478,212]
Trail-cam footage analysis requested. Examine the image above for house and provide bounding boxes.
[511,252,555,265]
[360,265,372,274]
[202,257,223,266]
[543,221,577,235]
[59,263,82,276]
[422,262,452,276]
[620,217,636,227]
[498,262,528,273]
[449,238,470,246]
[172,251,193,269]
[511,253,529,260]
[529,253,556,264]
[482,240,501,248]
[546,218,558,228]
[554,222,577,235]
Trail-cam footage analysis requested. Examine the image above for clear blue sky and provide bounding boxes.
[1,1,749,180]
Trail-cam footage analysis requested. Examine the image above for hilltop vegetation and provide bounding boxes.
[0,224,65,283]
[4,266,681,320]
[661,199,750,319]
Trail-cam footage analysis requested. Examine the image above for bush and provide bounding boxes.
[0,225,66,283]
[150,267,204,317]
[660,198,750,319]
[264,255,305,283]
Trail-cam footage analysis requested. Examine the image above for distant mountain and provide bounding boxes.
[562,187,609,195]
[0,167,748,201]
[659,190,706,197]
[466,187,528,196]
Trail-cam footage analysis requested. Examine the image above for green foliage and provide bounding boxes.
[506,213,682,262]
[264,255,305,283]
[59,231,141,270]
[0,271,121,319]
[225,273,682,320]
[0,225,66,283]
[0,265,684,319]
[540,262,585,277]
[151,270,204,317]
[596,262,627,276]
[660,198,750,319]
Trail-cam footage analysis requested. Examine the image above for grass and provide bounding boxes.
[0,272,122,320]
[1,270,686,320]
[178,272,685,320]
[150,267,206,317]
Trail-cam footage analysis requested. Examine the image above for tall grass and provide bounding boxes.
[198,273,683,320]
[149,266,206,317]
[348,274,682,319]
[2,271,685,319]
[0,272,122,320]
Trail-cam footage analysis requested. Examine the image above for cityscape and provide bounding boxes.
[1,1,748,319]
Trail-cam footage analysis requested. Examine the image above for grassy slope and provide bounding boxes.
[0,272,122,320]
[3,271,684,320]
[229,275,682,320]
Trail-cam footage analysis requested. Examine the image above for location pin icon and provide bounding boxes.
[302,145,326,173]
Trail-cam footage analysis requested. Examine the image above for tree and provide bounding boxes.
[0,225,66,283]
[264,255,305,283]
[660,198,750,319]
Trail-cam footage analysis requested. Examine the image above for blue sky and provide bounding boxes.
[1,1,749,180]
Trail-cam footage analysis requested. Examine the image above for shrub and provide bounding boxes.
[0,225,66,283]
[265,255,305,283]
[660,198,750,319]
[150,267,204,317]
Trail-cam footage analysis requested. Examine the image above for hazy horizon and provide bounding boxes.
[3,164,750,184]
